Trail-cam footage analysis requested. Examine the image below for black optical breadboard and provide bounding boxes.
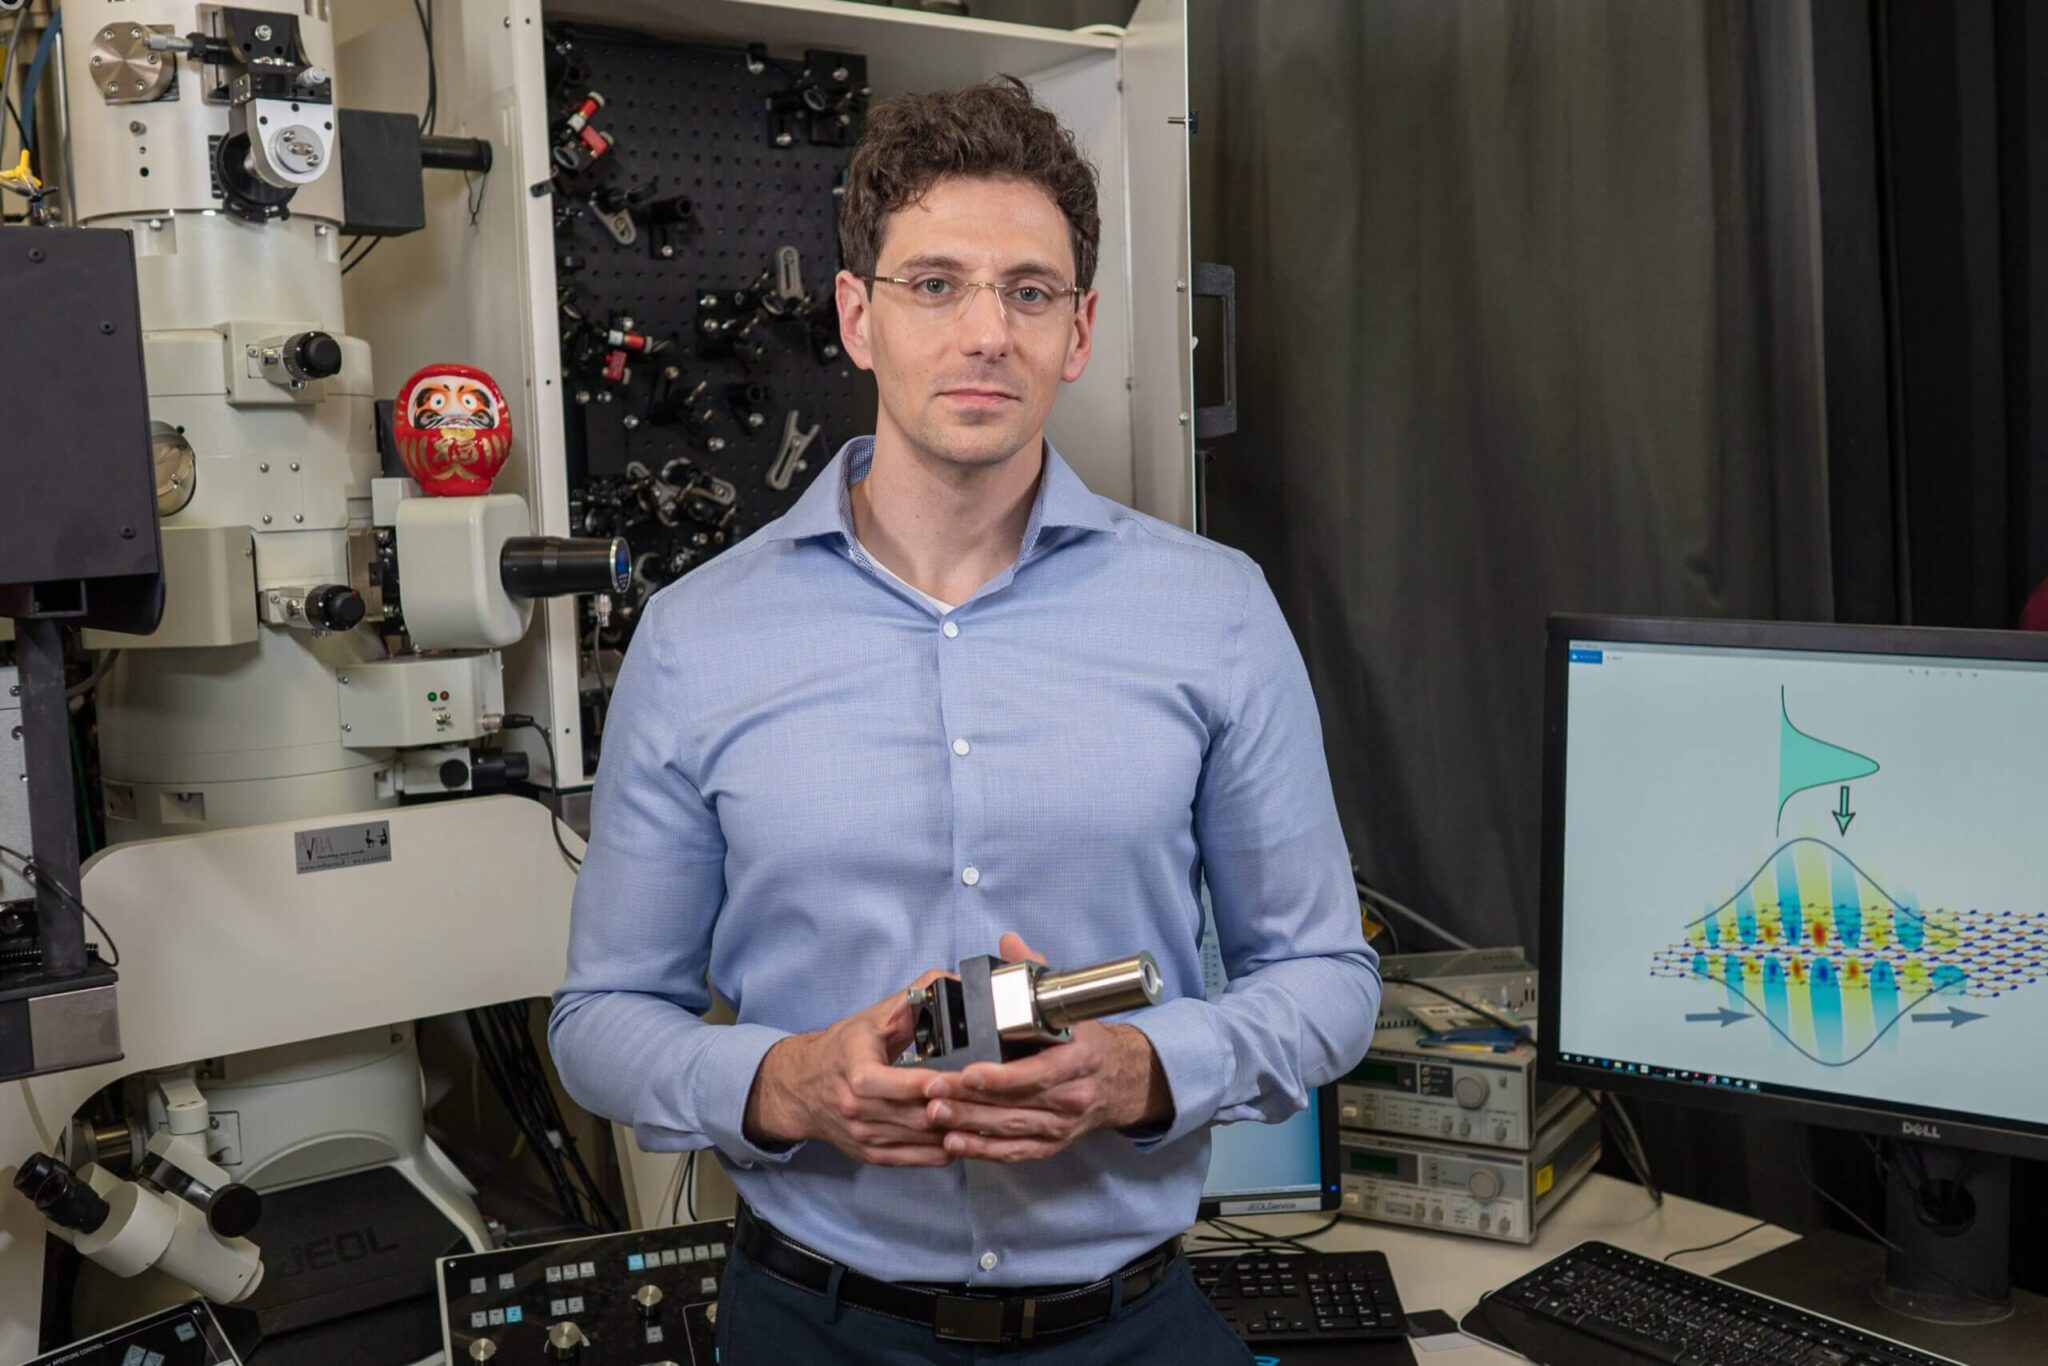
[545,25,878,769]
[438,1218,734,1364]
[24,1302,241,1365]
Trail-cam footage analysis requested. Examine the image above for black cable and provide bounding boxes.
[670,1149,697,1225]
[1664,1219,1769,1263]
[413,0,438,134]
[467,1006,583,1223]
[474,1006,598,1233]
[5,94,25,149]
[1793,1127,2007,1308]
[340,236,384,276]
[499,999,620,1229]
[0,842,119,968]
[502,716,584,871]
[1195,1213,1342,1256]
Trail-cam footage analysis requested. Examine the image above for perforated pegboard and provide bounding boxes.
[546,26,875,765]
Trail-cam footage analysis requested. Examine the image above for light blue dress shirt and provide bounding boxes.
[549,436,1379,1286]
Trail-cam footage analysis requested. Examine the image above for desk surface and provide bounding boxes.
[1221,1174,1800,1362]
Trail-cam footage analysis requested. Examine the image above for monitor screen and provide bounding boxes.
[1542,619,2048,1157]
[1197,889,1340,1214]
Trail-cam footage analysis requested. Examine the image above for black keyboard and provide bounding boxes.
[1462,1240,1964,1366]
[1193,1249,1407,1344]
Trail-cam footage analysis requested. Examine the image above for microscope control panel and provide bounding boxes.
[438,1219,733,1364]
[22,1302,241,1365]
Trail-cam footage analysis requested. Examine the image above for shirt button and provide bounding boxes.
[979,1251,999,1272]
[952,738,971,756]
[961,866,980,887]
[942,620,960,638]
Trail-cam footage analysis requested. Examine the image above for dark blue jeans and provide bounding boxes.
[715,1242,1256,1365]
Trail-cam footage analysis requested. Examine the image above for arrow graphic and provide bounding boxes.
[1834,785,1856,835]
[1911,1007,1986,1029]
[1685,1007,1752,1027]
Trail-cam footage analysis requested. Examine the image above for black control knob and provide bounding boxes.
[13,1154,110,1235]
[543,1321,586,1361]
[634,1283,664,1319]
[206,1182,262,1239]
[283,330,344,381]
[467,748,528,794]
[305,584,366,631]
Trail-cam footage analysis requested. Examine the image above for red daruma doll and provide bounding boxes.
[393,363,514,496]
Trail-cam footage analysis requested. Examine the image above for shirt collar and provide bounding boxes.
[762,435,1116,547]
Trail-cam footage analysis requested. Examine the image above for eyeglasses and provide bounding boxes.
[861,270,1082,325]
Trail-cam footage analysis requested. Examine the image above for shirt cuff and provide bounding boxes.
[1124,997,1231,1150]
[676,1021,807,1169]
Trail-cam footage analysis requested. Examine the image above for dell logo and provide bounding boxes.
[1901,1121,1942,1141]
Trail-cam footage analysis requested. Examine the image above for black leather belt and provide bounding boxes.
[732,1200,1182,1344]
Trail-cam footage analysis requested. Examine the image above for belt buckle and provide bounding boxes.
[934,1294,1007,1344]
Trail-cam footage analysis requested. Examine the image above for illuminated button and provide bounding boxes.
[942,620,960,638]
[952,738,971,756]
[979,1251,999,1272]
[962,866,980,886]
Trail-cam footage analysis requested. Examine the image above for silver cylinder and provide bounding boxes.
[1033,953,1163,1032]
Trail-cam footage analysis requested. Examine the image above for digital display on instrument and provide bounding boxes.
[1345,1148,1409,1179]
[1353,1058,1412,1090]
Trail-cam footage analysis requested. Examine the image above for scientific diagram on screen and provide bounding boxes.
[1648,689,2048,1066]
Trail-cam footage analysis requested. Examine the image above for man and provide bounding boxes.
[550,77,1379,1363]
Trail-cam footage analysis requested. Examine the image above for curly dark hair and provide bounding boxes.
[840,75,1101,291]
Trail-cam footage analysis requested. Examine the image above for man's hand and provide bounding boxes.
[922,933,1173,1163]
[743,971,956,1167]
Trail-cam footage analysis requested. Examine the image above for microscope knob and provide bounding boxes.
[467,1340,497,1362]
[206,1182,263,1239]
[1466,1168,1504,1202]
[284,330,344,381]
[544,1321,586,1360]
[635,1282,663,1317]
[305,584,366,631]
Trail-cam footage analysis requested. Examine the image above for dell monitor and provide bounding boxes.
[1540,616,2048,1330]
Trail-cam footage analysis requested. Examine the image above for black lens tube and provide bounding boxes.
[14,1153,111,1235]
[500,537,631,599]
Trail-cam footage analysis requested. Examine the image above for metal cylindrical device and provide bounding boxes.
[1033,953,1162,1032]
[500,536,632,599]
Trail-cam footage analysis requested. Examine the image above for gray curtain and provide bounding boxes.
[1189,0,1836,1220]
[1192,0,1831,948]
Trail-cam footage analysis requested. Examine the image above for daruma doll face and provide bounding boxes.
[394,364,514,496]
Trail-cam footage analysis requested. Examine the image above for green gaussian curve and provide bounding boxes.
[1777,687,1880,834]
